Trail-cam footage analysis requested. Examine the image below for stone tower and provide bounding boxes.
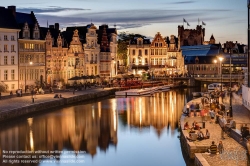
[178,25,205,46]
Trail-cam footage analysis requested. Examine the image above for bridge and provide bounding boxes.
[152,74,244,87]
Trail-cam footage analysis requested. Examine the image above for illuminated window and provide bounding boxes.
[11,70,15,80]
[4,56,7,65]
[4,70,8,80]
[11,56,14,65]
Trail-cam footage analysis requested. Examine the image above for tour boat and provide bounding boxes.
[115,87,158,96]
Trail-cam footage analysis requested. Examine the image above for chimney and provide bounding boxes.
[8,6,16,18]
[55,23,59,31]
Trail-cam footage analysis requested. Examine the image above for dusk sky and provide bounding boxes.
[2,0,248,45]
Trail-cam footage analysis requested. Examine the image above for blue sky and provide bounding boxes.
[2,0,248,44]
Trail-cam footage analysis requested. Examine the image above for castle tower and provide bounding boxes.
[178,24,205,46]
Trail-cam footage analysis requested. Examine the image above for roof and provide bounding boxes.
[181,44,220,57]
[0,8,19,29]
[129,38,151,45]
[16,12,35,25]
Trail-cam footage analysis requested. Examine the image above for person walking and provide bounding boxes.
[218,141,224,154]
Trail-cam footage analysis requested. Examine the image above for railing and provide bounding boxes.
[192,74,244,79]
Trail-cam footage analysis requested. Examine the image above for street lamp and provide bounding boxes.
[218,57,223,92]
[228,48,233,118]
[25,61,33,93]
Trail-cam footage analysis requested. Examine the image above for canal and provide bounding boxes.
[0,88,197,166]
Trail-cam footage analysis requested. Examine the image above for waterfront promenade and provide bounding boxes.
[0,87,114,121]
[181,92,250,166]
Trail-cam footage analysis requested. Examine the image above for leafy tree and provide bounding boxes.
[0,83,8,92]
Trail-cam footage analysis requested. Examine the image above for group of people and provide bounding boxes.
[184,121,210,141]
[209,141,224,154]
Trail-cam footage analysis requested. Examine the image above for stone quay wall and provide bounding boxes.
[0,89,115,122]
[180,115,210,160]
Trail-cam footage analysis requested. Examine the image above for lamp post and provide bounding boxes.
[228,48,233,118]
[218,57,223,92]
[25,60,33,93]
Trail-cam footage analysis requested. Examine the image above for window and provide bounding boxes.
[151,49,154,55]
[11,36,14,41]
[35,69,39,79]
[4,35,7,40]
[11,56,14,65]
[35,32,38,39]
[139,50,142,56]
[30,69,34,80]
[11,45,15,52]
[132,50,135,55]
[4,56,7,65]
[4,70,8,80]
[11,84,15,90]
[145,58,148,63]
[4,45,8,52]
[145,50,148,55]
[11,70,15,80]
[25,32,28,38]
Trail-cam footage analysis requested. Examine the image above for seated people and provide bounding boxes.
[194,122,201,130]
[197,128,204,140]
[204,129,210,139]
[184,122,190,130]
[209,141,217,154]
[241,124,250,141]
[192,120,196,128]
[186,129,197,142]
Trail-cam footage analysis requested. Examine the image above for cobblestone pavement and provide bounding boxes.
[0,87,111,112]
[184,92,250,166]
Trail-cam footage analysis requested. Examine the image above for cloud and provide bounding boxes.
[16,6,90,14]
[169,0,196,4]
[21,7,231,30]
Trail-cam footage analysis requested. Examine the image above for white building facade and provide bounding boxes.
[0,28,20,91]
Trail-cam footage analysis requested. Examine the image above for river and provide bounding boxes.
[0,88,197,166]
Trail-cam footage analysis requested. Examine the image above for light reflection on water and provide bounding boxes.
[0,89,195,166]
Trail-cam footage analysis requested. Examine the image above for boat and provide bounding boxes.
[207,83,226,92]
[115,87,158,96]
[157,85,171,91]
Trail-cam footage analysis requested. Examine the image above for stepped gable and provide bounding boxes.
[97,24,117,44]
[0,7,19,29]
[63,26,87,45]
[100,26,110,52]
[15,10,40,39]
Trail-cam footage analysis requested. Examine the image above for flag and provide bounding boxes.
[187,22,190,26]
[183,18,187,23]
[202,21,206,26]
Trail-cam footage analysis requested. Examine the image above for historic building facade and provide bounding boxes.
[127,32,184,76]
[18,22,46,91]
[83,24,100,76]
[45,23,68,87]
[127,37,151,74]
[0,7,20,91]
